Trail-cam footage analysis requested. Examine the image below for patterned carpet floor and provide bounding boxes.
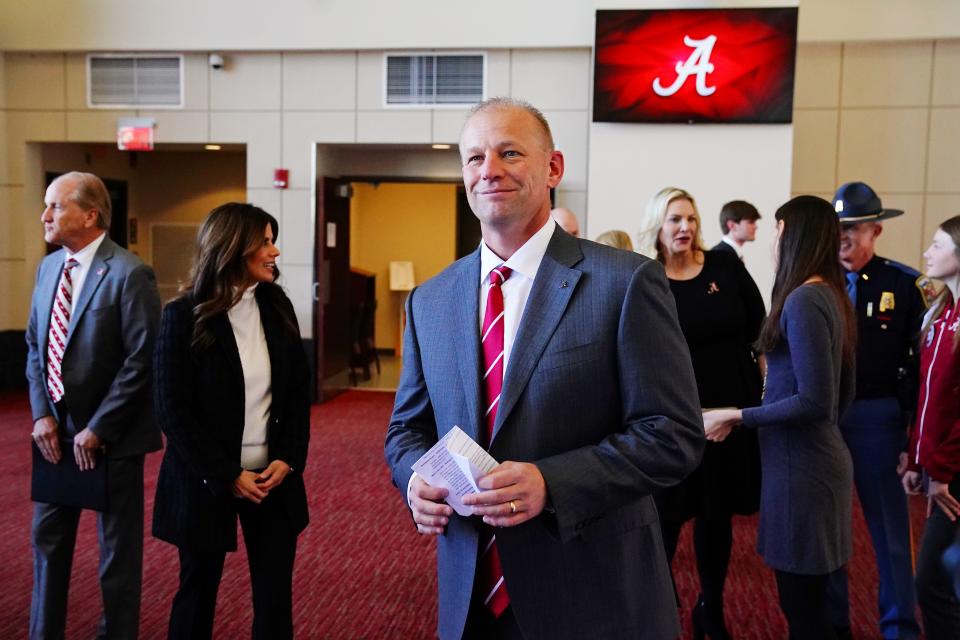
[0,389,928,639]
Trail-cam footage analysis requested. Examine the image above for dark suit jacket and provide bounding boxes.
[711,239,739,256]
[152,285,310,552]
[25,237,162,459]
[385,228,704,640]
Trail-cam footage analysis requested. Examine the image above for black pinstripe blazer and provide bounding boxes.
[151,284,310,551]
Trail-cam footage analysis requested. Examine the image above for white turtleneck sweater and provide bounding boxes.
[227,285,272,470]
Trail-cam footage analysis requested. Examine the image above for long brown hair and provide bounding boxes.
[180,202,297,349]
[756,196,857,364]
[921,215,960,353]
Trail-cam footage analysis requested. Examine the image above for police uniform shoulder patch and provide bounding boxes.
[915,274,937,308]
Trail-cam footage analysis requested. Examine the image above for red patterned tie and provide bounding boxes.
[477,264,512,617]
[46,258,79,403]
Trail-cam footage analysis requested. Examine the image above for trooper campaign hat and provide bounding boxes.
[832,181,904,224]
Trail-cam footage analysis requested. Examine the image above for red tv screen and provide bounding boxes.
[593,7,798,124]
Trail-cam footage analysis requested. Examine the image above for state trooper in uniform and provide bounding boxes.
[827,181,929,640]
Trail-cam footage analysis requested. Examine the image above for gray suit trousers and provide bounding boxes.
[30,455,145,640]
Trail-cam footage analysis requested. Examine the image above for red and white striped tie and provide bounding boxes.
[477,264,512,617]
[46,258,79,403]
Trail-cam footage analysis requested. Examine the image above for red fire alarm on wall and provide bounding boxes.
[273,168,289,189]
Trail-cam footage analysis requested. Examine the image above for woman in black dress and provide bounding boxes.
[638,187,765,639]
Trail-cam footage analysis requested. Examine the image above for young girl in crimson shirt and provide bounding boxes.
[903,215,960,639]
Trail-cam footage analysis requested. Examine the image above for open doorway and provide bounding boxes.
[313,144,464,399]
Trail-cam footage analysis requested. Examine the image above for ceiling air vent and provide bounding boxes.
[385,53,485,106]
[88,54,183,108]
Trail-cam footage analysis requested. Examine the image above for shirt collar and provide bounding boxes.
[721,235,744,258]
[479,217,556,285]
[65,232,107,268]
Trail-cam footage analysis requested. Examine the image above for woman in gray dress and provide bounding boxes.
[704,195,857,639]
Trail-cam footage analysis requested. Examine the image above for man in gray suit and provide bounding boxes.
[26,172,161,639]
[384,98,704,639]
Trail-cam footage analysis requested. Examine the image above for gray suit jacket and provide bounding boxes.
[385,228,704,640]
[26,237,162,459]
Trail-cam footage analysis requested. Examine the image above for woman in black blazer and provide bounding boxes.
[153,202,310,640]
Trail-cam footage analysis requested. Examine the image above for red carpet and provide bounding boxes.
[0,389,929,639]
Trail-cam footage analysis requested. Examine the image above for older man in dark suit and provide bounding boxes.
[384,98,704,639]
[26,172,161,639]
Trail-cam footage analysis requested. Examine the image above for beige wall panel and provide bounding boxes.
[433,110,469,144]
[0,186,26,259]
[0,111,8,183]
[355,51,383,111]
[209,111,281,189]
[0,261,30,330]
[66,110,135,142]
[841,41,933,108]
[5,53,65,110]
[282,111,355,189]
[486,50,511,98]
[279,188,314,266]
[182,53,210,111]
[927,107,960,191]
[543,109,588,192]
[510,49,590,110]
[65,54,87,110]
[873,194,925,270]
[357,110,431,144]
[0,54,6,109]
[5,112,66,184]
[143,111,209,143]
[791,109,839,193]
[247,188,282,218]
[932,40,960,105]
[283,52,357,111]
[210,53,281,111]
[793,43,842,109]
[924,194,960,247]
[277,263,313,339]
[836,108,927,192]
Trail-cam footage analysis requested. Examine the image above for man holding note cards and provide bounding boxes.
[384,98,704,640]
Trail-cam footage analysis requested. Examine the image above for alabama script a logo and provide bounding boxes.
[652,35,718,97]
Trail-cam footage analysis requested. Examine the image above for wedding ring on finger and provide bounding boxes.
[509,500,517,514]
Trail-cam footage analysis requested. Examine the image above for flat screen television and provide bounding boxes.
[593,7,799,124]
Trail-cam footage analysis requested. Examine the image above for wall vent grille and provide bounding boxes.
[385,53,484,106]
[88,55,183,108]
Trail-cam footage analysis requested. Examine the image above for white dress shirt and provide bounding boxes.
[227,284,273,470]
[63,232,107,314]
[720,235,744,260]
[478,217,556,376]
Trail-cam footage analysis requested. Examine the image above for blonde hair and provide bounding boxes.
[636,187,705,262]
[595,230,634,251]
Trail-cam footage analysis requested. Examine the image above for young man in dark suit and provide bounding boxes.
[26,172,161,639]
[385,98,704,639]
[711,200,761,262]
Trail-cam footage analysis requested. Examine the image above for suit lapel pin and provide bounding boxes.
[96,268,105,276]
[560,280,568,288]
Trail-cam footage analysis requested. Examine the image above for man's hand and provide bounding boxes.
[73,427,103,471]
[257,460,291,491]
[896,451,910,477]
[928,479,960,521]
[409,475,452,536]
[902,470,923,495]
[233,470,269,504]
[462,461,547,528]
[32,416,61,464]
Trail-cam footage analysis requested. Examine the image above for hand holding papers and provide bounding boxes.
[412,426,498,516]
